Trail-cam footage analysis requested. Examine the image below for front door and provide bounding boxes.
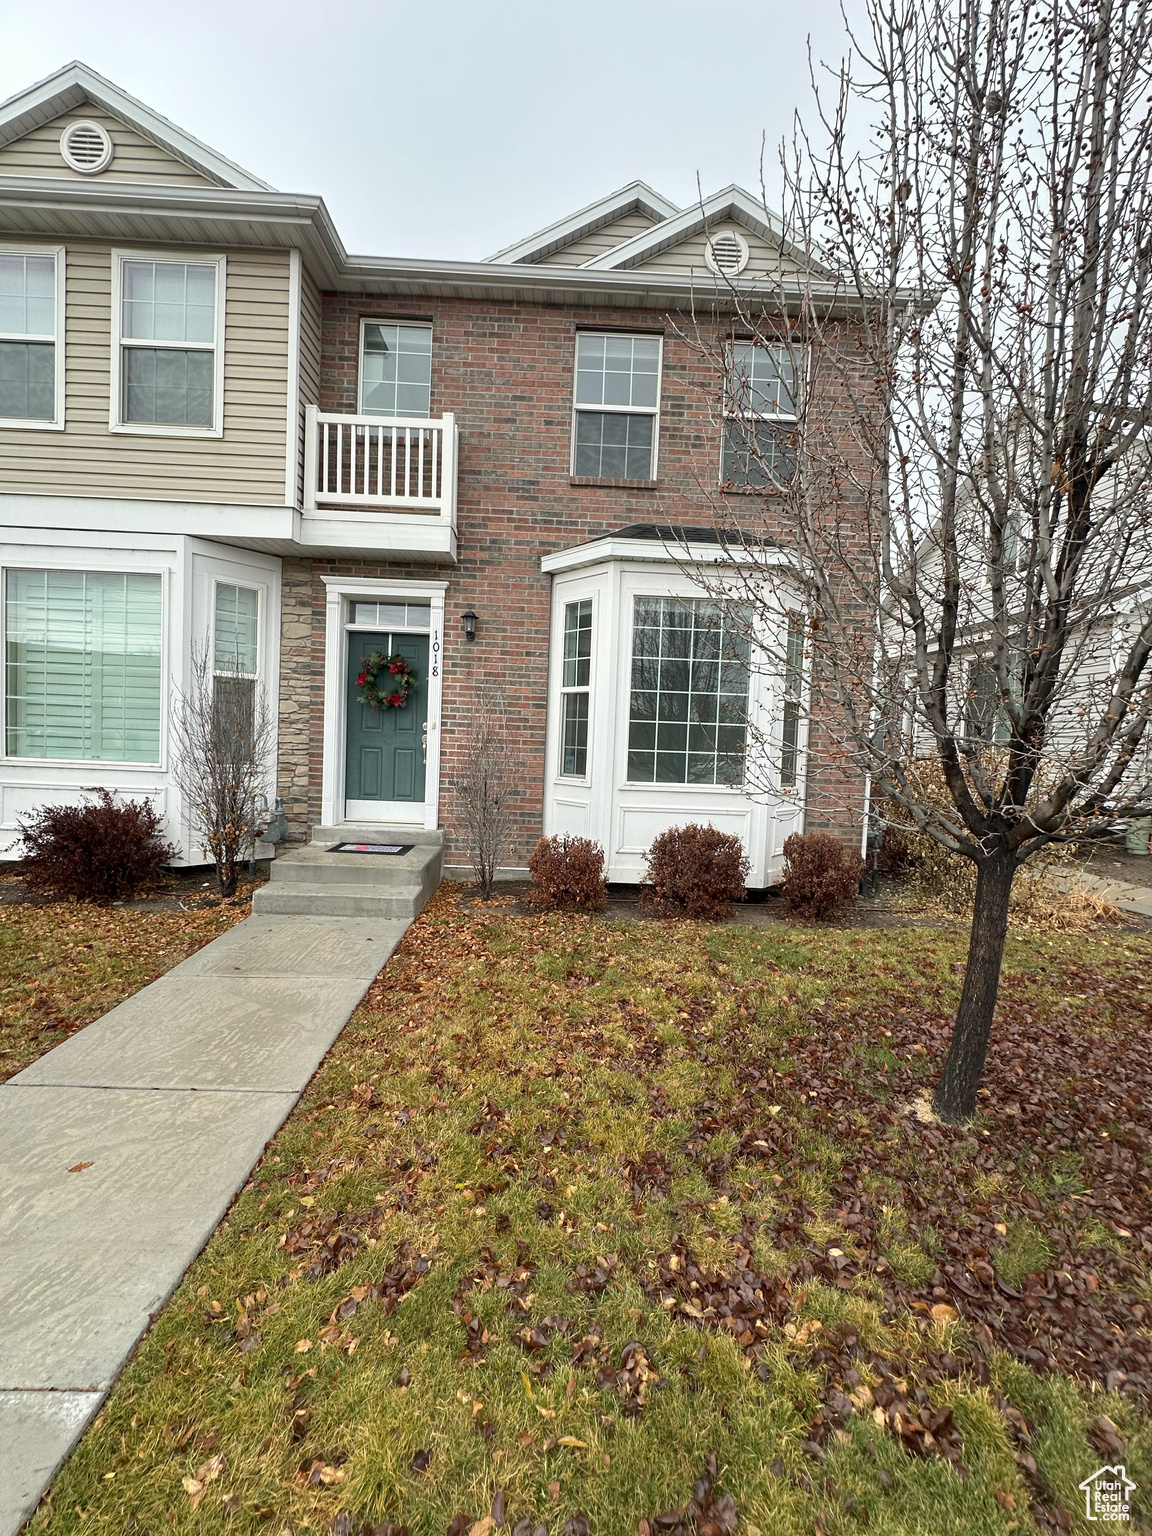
[345,631,429,819]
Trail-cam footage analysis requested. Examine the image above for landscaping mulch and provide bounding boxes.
[28,886,1152,1536]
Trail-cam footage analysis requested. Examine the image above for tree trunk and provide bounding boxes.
[932,853,1017,1124]
[217,857,238,898]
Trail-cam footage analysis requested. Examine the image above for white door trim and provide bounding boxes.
[320,576,448,830]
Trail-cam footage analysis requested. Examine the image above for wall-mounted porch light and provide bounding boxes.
[462,608,479,642]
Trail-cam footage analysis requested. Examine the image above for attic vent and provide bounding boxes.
[704,229,750,277]
[59,120,113,175]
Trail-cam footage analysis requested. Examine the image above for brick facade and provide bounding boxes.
[276,294,871,872]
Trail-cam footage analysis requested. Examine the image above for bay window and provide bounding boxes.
[560,598,592,777]
[0,248,63,426]
[572,332,661,479]
[780,611,804,786]
[114,254,224,432]
[5,569,162,762]
[213,582,259,743]
[722,341,798,488]
[627,597,749,784]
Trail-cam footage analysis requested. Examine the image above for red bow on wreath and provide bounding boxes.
[357,651,417,711]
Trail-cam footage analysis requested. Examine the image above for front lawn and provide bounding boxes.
[32,888,1152,1536]
[0,884,256,1081]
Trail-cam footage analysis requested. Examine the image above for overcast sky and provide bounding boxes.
[1,0,857,262]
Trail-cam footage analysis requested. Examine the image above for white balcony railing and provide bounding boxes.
[303,406,457,526]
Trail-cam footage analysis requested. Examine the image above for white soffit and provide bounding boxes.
[0,60,272,192]
[487,180,680,265]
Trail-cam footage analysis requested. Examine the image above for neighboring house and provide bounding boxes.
[0,61,870,884]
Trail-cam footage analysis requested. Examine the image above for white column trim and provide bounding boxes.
[319,576,449,831]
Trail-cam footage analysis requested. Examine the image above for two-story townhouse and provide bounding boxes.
[0,62,871,889]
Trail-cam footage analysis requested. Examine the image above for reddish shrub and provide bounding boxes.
[525,835,607,911]
[781,832,864,921]
[641,824,749,919]
[18,789,174,901]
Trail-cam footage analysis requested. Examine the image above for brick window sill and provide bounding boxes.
[570,476,659,491]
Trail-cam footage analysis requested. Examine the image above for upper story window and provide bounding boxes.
[722,341,798,489]
[0,248,64,428]
[112,253,225,435]
[360,321,432,418]
[572,332,662,481]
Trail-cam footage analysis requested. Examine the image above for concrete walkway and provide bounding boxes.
[0,910,408,1536]
[1054,868,1152,919]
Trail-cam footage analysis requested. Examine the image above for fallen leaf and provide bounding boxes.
[67,1162,93,1174]
[557,1435,587,1448]
[468,1520,496,1536]
[930,1303,959,1323]
[295,1338,313,1353]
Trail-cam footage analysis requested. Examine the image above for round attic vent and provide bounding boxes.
[704,229,750,277]
[59,120,114,175]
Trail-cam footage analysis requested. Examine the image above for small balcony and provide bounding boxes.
[300,406,458,559]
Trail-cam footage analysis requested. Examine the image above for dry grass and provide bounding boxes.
[0,884,255,1080]
[26,887,1152,1536]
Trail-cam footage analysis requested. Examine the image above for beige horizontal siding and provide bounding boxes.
[536,210,659,266]
[630,226,803,279]
[0,242,290,505]
[296,268,322,504]
[0,105,216,185]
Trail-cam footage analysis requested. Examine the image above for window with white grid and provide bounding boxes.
[721,341,798,489]
[115,254,224,432]
[627,598,749,784]
[0,249,62,425]
[572,332,661,480]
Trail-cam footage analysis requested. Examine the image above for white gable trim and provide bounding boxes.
[487,180,680,265]
[582,184,824,276]
[0,61,271,192]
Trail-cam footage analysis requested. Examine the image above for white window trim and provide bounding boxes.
[109,248,227,438]
[570,330,663,481]
[557,594,595,783]
[356,316,434,418]
[719,339,801,488]
[210,578,261,681]
[0,560,169,771]
[0,243,66,431]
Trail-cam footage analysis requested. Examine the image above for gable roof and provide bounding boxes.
[487,180,680,264]
[0,61,272,192]
[582,183,824,276]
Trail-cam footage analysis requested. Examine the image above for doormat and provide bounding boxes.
[329,841,415,856]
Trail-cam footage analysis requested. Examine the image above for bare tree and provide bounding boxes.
[171,644,274,897]
[687,0,1152,1121]
[451,685,519,899]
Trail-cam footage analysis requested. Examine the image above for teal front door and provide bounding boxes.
[345,632,429,815]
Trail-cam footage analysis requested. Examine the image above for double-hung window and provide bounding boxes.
[114,254,224,433]
[0,247,64,427]
[559,598,592,777]
[627,598,749,785]
[722,341,798,488]
[5,568,163,762]
[360,321,432,417]
[572,332,661,480]
[212,582,259,745]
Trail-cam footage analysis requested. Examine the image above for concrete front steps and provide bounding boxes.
[252,824,443,919]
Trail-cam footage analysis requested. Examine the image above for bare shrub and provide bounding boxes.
[641,824,749,919]
[876,828,916,880]
[451,685,518,900]
[18,789,174,901]
[525,835,607,912]
[171,645,273,897]
[781,832,863,922]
